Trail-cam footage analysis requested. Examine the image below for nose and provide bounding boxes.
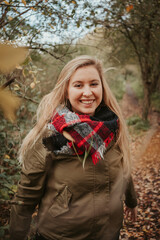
[83,86,92,97]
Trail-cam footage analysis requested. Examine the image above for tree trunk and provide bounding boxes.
[142,83,151,120]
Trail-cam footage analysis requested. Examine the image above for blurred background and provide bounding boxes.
[0,0,159,239]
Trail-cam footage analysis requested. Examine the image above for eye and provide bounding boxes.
[91,82,99,86]
[74,83,82,88]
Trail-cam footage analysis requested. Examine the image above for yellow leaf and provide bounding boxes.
[22,69,25,77]
[30,82,35,89]
[16,65,23,70]
[0,89,21,122]
[3,1,10,5]
[21,0,26,6]
[49,23,54,29]
[72,0,76,4]
[4,154,10,159]
[8,16,13,21]
[14,84,20,91]
[13,7,19,14]
[30,7,37,11]
[0,43,28,74]
[11,185,18,193]
[22,68,29,77]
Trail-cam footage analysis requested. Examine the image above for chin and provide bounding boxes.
[73,107,95,116]
[83,111,94,116]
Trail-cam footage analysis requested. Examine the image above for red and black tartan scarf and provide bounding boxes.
[46,106,119,165]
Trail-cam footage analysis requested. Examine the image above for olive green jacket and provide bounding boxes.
[10,138,137,240]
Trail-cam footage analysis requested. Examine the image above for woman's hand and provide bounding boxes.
[125,206,137,222]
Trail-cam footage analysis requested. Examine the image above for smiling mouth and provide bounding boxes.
[80,100,95,104]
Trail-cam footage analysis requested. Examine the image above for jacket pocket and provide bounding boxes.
[49,185,72,217]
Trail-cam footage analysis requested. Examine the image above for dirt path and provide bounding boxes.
[120,84,160,239]
[120,82,142,119]
[120,127,160,240]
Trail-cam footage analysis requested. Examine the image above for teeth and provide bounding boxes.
[81,100,94,104]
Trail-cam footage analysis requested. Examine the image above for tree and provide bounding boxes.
[0,0,86,100]
[0,0,84,59]
[89,0,160,119]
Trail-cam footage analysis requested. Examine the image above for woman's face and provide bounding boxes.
[67,65,103,116]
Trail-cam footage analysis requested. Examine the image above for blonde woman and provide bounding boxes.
[10,56,137,240]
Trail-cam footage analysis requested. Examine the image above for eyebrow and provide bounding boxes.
[72,79,100,84]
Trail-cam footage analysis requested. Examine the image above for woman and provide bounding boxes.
[10,55,137,240]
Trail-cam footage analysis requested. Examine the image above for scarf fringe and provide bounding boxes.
[92,143,106,164]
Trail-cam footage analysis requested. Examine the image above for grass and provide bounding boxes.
[126,115,150,133]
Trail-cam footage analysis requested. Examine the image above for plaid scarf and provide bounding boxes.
[45,106,119,165]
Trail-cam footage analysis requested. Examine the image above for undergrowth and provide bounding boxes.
[126,115,150,134]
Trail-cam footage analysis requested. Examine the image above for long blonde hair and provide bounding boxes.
[19,55,131,175]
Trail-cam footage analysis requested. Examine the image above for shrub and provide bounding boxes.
[126,115,150,132]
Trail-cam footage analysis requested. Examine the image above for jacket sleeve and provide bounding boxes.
[10,140,48,240]
[124,175,137,208]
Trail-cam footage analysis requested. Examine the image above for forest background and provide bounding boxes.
[0,0,160,239]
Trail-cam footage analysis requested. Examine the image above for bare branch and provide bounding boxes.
[0,5,8,27]
[1,78,15,89]
[29,46,63,60]
[119,17,143,70]
[0,8,31,29]
[0,0,44,29]
[18,94,39,104]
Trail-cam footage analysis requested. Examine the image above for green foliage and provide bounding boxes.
[0,224,9,240]
[0,47,73,201]
[126,115,150,132]
[105,71,125,101]
[0,158,20,200]
[110,75,125,100]
[0,119,21,237]
[30,51,42,62]
[129,77,144,99]
[0,55,39,237]
[0,117,26,201]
